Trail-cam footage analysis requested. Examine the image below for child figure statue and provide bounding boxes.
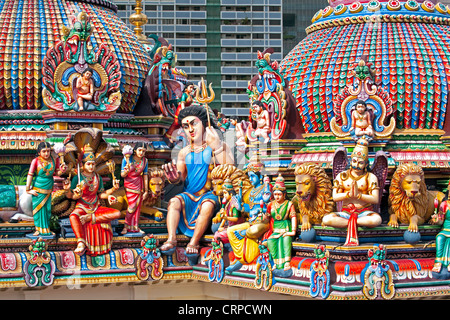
[351,100,374,138]
[75,68,95,112]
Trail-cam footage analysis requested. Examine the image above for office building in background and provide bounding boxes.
[114,0,284,116]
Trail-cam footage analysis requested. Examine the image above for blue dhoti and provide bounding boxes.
[176,146,219,237]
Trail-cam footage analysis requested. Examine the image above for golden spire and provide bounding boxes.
[129,0,148,42]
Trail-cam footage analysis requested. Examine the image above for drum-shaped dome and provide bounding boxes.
[0,0,151,113]
[280,0,450,133]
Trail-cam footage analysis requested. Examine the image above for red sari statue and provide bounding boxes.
[121,142,149,235]
[64,144,121,256]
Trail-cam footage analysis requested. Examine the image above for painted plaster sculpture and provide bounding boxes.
[362,244,395,300]
[23,237,56,287]
[226,158,272,273]
[26,142,68,238]
[310,244,330,299]
[106,167,165,222]
[265,174,297,275]
[212,178,245,246]
[62,127,121,256]
[330,59,395,141]
[42,12,122,113]
[161,105,234,255]
[292,163,334,239]
[389,163,445,239]
[120,143,149,235]
[322,137,388,246]
[431,188,450,277]
[143,168,166,220]
[211,164,253,209]
[254,241,275,291]
[230,119,249,153]
[217,112,230,133]
[204,238,225,283]
[144,35,183,117]
[165,82,195,142]
[136,234,164,281]
[246,48,304,143]
[248,100,271,143]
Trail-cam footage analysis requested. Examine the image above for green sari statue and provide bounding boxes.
[26,142,66,237]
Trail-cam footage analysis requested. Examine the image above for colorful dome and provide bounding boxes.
[280,0,450,133]
[0,0,151,113]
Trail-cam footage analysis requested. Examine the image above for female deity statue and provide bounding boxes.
[431,191,450,274]
[120,142,149,235]
[63,144,121,256]
[161,105,234,254]
[213,178,245,245]
[265,174,297,271]
[25,142,68,237]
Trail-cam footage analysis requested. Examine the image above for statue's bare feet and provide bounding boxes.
[160,239,177,251]
[121,228,128,235]
[432,262,442,273]
[186,242,200,255]
[74,242,86,256]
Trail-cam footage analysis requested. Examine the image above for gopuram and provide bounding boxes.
[2,0,450,301]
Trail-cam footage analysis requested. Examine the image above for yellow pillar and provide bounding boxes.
[54,122,68,130]
[93,123,103,130]
[148,127,158,135]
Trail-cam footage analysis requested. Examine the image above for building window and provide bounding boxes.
[284,13,295,27]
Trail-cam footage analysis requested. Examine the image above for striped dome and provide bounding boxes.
[0,0,151,113]
[280,0,450,133]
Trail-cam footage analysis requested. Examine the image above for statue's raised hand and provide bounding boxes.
[163,159,181,184]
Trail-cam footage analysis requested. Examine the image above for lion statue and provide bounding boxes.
[388,163,445,232]
[210,164,252,224]
[103,167,166,221]
[141,168,165,220]
[292,163,334,231]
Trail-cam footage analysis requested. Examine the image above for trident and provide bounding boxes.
[195,77,218,167]
[195,77,215,128]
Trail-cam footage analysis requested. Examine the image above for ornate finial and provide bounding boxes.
[273,174,286,192]
[129,0,148,42]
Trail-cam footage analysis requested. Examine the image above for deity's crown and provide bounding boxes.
[246,154,264,173]
[222,178,234,192]
[351,137,369,161]
[82,144,96,163]
[273,174,286,192]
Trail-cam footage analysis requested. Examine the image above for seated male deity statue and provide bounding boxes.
[322,138,382,246]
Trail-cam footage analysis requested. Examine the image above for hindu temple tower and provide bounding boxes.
[281,0,450,187]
